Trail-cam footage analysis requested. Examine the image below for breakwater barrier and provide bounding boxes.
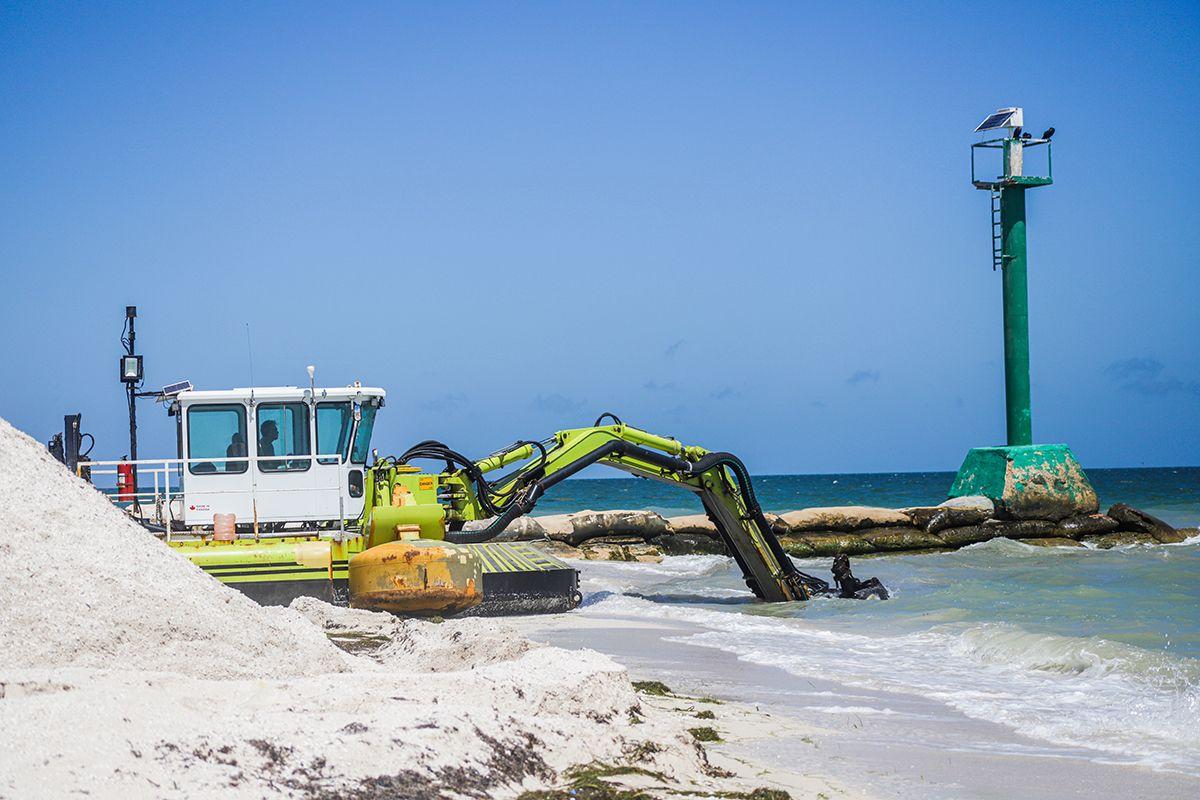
[462,499,1196,562]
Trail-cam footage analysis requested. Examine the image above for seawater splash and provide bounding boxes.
[572,541,1200,774]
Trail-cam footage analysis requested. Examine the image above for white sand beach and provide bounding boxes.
[0,416,864,799]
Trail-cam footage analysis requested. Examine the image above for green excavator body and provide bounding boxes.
[173,416,846,612]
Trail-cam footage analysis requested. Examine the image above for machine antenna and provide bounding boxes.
[245,322,256,401]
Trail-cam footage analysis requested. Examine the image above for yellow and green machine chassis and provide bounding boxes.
[170,419,831,614]
[172,535,580,615]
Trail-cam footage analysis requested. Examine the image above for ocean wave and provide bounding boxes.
[569,555,737,599]
[954,623,1200,689]
[570,554,730,579]
[952,537,1091,558]
[803,705,899,715]
[672,617,1200,773]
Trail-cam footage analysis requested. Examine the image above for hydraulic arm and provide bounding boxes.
[388,415,843,602]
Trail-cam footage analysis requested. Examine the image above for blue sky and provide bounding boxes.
[1,1,1197,474]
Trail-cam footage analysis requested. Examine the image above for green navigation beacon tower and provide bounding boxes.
[949,107,1099,520]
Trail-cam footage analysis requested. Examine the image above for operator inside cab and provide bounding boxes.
[224,432,246,472]
[258,420,281,470]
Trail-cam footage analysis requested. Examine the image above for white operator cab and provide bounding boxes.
[167,385,385,528]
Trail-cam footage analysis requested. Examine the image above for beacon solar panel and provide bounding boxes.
[975,109,1018,132]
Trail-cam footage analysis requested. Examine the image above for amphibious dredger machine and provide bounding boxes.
[75,382,881,615]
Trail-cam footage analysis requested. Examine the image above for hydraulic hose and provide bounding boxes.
[443,439,691,544]
[396,438,548,518]
[442,493,531,544]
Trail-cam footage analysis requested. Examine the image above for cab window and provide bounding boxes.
[316,402,353,465]
[350,404,377,464]
[187,405,248,474]
[255,403,311,472]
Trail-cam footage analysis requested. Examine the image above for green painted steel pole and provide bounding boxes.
[999,182,1033,446]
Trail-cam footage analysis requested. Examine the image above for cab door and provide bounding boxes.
[314,401,356,522]
[250,401,317,521]
[182,402,254,525]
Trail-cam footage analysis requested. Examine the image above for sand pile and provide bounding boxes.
[0,417,348,678]
[0,416,719,799]
[291,596,539,669]
[0,636,667,799]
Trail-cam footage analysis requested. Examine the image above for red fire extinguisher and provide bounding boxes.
[117,458,135,501]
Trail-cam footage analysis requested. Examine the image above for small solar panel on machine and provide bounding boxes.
[975,110,1015,132]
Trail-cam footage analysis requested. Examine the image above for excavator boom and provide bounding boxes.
[392,416,840,602]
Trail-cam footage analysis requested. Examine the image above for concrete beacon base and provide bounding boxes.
[950,444,1098,521]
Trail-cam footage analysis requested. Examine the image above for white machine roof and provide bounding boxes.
[176,386,386,404]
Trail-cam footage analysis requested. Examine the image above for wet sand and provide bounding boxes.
[512,605,1200,799]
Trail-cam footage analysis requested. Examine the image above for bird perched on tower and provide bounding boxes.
[1041,127,1055,140]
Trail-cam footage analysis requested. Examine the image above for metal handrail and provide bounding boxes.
[82,454,350,467]
[82,453,353,539]
[971,137,1053,187]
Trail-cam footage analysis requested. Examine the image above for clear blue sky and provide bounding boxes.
[2,1,1197,473]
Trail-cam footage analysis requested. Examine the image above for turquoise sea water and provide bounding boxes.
[547,467,1200,774]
